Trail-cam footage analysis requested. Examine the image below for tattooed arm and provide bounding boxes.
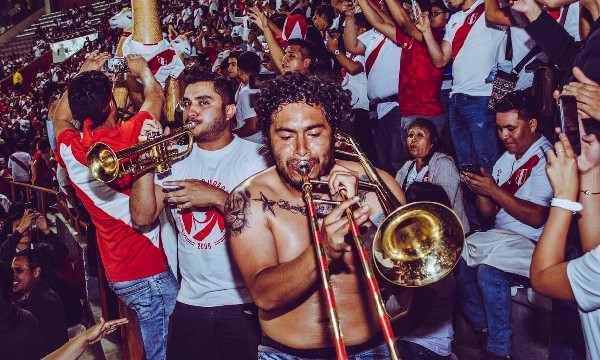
[226,184,320,312]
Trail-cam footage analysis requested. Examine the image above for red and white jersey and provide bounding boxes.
[357,29,401,117]
[443,0,506,96]
[492,136,553,241]
[55,112,167,282]
[122,37,185,89]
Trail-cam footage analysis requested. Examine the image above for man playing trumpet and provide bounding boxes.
[130,66,271,359]
[225,73,406,359]
[53,51,178,360]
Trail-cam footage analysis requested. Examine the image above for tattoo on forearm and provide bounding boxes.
[225,189,251,236]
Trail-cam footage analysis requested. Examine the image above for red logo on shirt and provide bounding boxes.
[180,210,225,250]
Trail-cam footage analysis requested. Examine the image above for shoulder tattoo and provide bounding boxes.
[225,189,252,236]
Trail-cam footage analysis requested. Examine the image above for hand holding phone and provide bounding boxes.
[461,164,483,176]
[410,0,420,21]
[557,95,581,155]
[106,57,130,73]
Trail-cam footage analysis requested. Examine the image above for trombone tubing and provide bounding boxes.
[340,189,400,360]
[301,176,348,360]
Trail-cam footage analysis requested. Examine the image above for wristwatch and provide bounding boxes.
[334,49,340,56]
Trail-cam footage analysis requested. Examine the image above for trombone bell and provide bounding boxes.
[373,202,464,288]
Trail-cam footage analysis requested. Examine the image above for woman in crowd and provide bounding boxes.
[530,129,600,359]
[395,118,470,233]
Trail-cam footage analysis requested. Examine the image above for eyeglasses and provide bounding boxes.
[431,11,445,17]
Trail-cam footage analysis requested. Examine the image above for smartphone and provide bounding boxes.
[410,0,419,20]
[461,164,483,176]
[558,95,581,155]
[106,57,129,73]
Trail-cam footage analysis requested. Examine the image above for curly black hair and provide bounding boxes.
[255,73,352,142]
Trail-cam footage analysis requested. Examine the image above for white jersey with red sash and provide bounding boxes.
[121,37,185,89]
[55,112,168,283]
[443,0,506,96]
[461,137,553,277]
[493,136,553,241]
[357,29,401,118]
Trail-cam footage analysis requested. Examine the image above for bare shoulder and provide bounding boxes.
[225,167,278,236]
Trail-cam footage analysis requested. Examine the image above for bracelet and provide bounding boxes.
[581,190,600,195]
[550,198,583,214]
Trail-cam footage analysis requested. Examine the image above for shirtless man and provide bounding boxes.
[225,73,406,359]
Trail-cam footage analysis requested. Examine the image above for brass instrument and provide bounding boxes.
[86,123,194,183]
[300,132,464,359]
[330,132,464,288]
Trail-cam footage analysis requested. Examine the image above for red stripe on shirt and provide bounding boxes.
[451,3,485,62]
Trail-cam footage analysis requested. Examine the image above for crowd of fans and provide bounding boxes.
[0,0,600,358]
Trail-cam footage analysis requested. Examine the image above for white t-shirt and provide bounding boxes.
[341,53,368,111]
[567,246,600,360]
[443,0,506,96]
[155,136,271,307]
[492,137,552,241]
[235,83,263,144]
[8,151,32,182]
[357,29,401,118]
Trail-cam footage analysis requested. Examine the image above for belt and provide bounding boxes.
[369,94,398,107]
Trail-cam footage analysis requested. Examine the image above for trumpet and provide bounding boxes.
[86,122,194,183]
[298,132,464,360]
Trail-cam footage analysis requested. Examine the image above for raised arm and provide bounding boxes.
[248,7,285,74]
[530,135,579,299]
[127,54,165,122]
[130,121,168,226]
[343,12,366,55]
[383,0,423,41]
[357,0,399,44]
[326,35,364,75]
[414,5,451,68]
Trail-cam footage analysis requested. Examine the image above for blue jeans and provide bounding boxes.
[454,258,522,357]
[372,105,403,176]
[448,94,499,174]
[397,340,451,360]
[108,269,178,360]
[258,335,390,359]
[167,302,261,359]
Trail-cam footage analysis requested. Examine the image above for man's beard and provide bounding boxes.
[274,145,336,192]
[187,113,229,143]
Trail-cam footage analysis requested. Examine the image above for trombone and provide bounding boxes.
[299,132,464,360]
[86,122,194,183]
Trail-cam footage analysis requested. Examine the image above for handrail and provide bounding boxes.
[7,179,88,234]
[9,180,57,218]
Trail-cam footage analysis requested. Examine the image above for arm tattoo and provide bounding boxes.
[253,191,277,215]
[225,189,252,236]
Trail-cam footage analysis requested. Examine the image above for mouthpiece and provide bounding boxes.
[297,161,311,175]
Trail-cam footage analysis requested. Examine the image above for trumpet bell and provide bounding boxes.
[86,142,120,183]
[373,201,464,288]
